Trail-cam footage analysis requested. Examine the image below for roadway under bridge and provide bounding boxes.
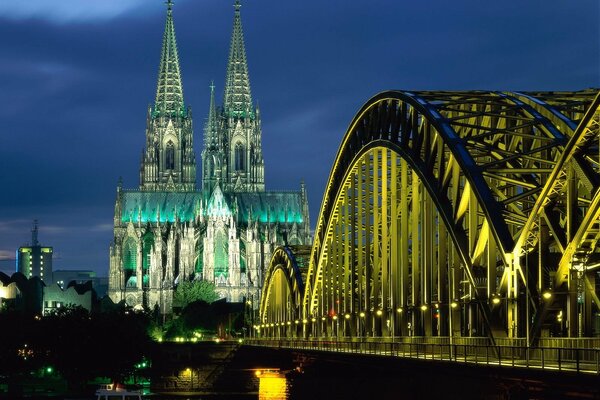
[258,90,600,358]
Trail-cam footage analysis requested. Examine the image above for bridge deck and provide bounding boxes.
[246,338,600,375]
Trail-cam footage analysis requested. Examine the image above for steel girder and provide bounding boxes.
[260,89,599,341]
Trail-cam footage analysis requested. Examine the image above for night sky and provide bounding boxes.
[0,0,598,276]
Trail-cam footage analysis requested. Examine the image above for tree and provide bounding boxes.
[173,279,219,308]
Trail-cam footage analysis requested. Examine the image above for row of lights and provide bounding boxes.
[490,291,552,305]
[256,303,464,328]
[258,294,551,329]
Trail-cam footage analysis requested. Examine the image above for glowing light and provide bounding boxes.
[238,339,243,343]
[359,312,365,318]
[321,317,326,321]
[302,319,308,324]
[311,318,316,322]
[542,291,552,300]
[344,314,350,320]
[420,305,428,311]
[450,302,458,309]
[492,297,501,305]
[332,315,338,320]
[294,320,299,324]
[376,310,383,316]
[396,307,403,313]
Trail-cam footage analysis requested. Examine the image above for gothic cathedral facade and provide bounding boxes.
[108,2,310,314]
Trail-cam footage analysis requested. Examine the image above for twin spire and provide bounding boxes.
[224,0,253,117]
[154,0,252,119]
[154,0,184,116]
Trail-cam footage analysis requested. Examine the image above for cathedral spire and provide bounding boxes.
[205,81,218,145]
[154,0,184,116]
[223,0,253,117]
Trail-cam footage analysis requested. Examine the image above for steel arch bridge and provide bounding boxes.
[259,89,600,344]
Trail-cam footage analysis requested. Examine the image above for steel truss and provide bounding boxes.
[259,90,600,343]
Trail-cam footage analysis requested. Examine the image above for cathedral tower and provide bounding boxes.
[109,1,310,314]
[140,0,196,191]
[202,0,265,194]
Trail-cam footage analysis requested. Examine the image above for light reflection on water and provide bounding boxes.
[142,368,288,400]
[257,369,289,400]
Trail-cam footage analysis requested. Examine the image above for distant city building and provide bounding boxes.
[108,1,311,314]
[44,280,96,314]
[16,221,53,285]
[0,272,97,315]
[53,270,108,298]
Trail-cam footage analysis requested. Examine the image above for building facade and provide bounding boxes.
[16,221,53,285]
[108,1,310,314]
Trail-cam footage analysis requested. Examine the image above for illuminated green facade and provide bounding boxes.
[17,221,53,285]
[108,1,310,313]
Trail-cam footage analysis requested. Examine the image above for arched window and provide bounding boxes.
[215,229,228,279]
[122,238,137,272]
[239,240,246,273]
[165,141,175,170]
[142,232,154,273]
[234,143,245,171]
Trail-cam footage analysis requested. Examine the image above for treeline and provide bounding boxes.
[0,306,151,390]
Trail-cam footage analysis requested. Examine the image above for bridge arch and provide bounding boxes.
[259,90,600,341]
[259,245,311,338]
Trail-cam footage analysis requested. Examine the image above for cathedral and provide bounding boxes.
[108,1,311,314]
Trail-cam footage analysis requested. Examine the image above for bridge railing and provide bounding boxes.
[245,338,600,374]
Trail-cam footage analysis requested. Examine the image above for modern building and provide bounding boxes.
[0,272,97,315]
[108,1,310,314]
[53,270,108,298]
[16,221,53,285]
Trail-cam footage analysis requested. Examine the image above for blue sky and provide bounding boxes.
[0,0,598,275]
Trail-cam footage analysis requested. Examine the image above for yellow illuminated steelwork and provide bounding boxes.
[258,90,600,343]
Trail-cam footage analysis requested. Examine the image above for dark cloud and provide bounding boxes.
[0,0,598,276]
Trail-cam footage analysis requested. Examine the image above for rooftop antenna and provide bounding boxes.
[31,220,39,246]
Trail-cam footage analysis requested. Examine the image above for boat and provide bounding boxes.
[95,383,143,400]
